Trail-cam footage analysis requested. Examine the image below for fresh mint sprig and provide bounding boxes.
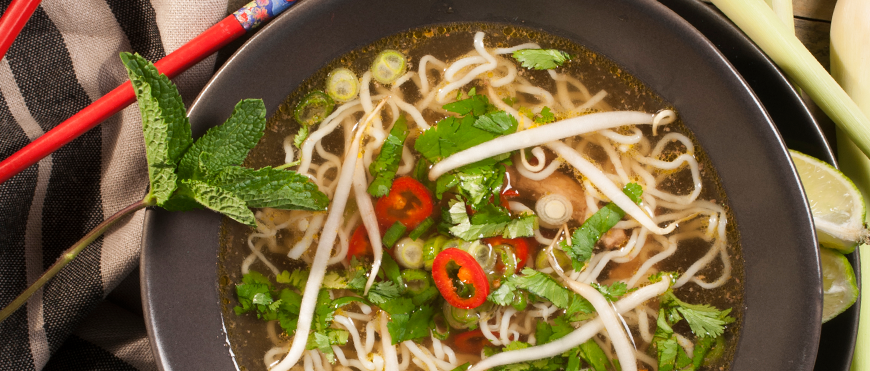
[0,52,328,323]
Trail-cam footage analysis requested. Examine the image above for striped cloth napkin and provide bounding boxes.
[0,1,237,369]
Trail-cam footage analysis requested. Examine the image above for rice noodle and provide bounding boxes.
[436,32,497,103]
[428,111,667,180]
[272,101,387,371]
[547,141,676,235]
[352,159,383,294]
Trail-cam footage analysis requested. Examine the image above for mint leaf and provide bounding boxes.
[179,179,255,226]
[121,52,192,205]
[415,115,501,162]
[176,99,267,180]
[512,49,571,70]
[368,116,409,197]
[210,166,328,211]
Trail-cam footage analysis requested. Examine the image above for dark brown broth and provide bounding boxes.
[218,23,743,371]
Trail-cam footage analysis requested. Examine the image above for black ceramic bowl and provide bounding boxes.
[142,0,824,370]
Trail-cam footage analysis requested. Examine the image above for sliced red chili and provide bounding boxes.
[432,248,489,309]
[375,176,434,230]
[452,329,499,354]
[347,225,373,261]
[483,236,530,270]
[499,188,520,212]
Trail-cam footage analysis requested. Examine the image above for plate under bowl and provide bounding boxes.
[142,0,822,370]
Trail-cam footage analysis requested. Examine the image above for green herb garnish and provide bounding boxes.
[561,183,642,270]
[369,115,409,197]
[512,49,572,70]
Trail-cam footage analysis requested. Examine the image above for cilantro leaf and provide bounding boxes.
[322,271,348,289]
[535,322,554,344]
[550,315,576,341]
[661,290,734,338]
[366,281,402,304]
[446,199,537,240]
[176,99,266,180]
[369,116,409,196]
[443,94,491,116]
[578,338,610,371]
[276,269,309,291]
[534,107,556,124]
[592,281,635,301]
[346,258,368,291]
[512,49,572,70]
[209,166,328,211]
[378,297,414,315]
[474,110,518,134]
[504,268,593,312]
[178,179,255,226]
[121,52,192,205]
[293,124,309,148]
[307,329,348,363]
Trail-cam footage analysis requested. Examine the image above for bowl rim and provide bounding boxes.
[142,0,823,370]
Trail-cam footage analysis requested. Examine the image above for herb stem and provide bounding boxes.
[0,197,153,323]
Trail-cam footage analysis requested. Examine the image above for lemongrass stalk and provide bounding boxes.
[710,0,870,159]
[764,0,795,34]
[829,1,870,369]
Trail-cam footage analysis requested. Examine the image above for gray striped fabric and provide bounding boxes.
[0,0,229,369]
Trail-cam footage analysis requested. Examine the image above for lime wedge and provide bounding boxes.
[820,247,859,323]
[790,150,867,253]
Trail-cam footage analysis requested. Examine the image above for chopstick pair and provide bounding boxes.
[0,0,300,184]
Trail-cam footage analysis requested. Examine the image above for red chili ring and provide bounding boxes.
[432,248,489,309]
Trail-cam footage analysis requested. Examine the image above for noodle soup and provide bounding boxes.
[219,24,742,371]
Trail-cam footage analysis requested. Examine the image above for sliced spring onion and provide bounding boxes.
[535,193,573,228]
[461,240,497,272]
[393,237,424,269]
[423,235,448,270]
[371,49,408,84]
[409,217,435,240]
[294,90,335,126]
[430,312,451,340]
[401,269,431,295]
[494,244,518,278]
[535,249,571,271]
[326,67,360,102]
[511,290,528,312]
[443,301,481,329]
[382,221,407,248]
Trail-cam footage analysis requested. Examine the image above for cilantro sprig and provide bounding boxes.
[652,290,735,371]
[0,52,329,322]
[512,49,572,70]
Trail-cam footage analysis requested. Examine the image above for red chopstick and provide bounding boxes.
[0,0,41,61]
[0,0,298,185]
